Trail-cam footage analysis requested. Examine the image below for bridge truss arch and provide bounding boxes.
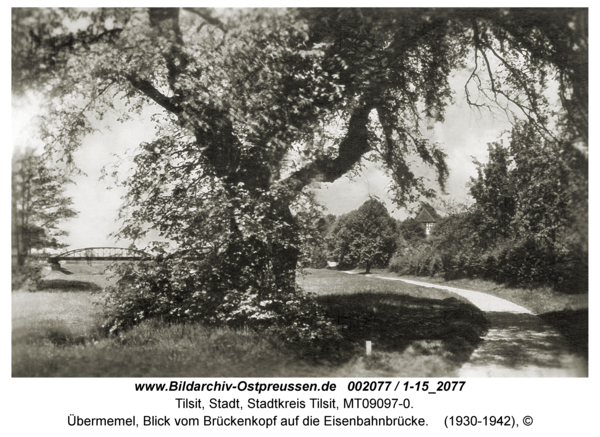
[49,247,152,262]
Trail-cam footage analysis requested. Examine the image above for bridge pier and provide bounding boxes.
[49,259,62,271]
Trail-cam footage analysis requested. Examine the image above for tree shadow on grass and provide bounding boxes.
[37,279,102,292]
[308,292,489,367]
[538,309,588,360]
[51,265,74,275]
[459,311,588,376]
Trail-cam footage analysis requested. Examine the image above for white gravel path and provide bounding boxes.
[375,276,533,314]
[345,271,531,314]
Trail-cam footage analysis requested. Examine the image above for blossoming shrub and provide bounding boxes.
[99,257,341,354]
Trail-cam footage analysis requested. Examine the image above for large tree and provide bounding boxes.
[12,8,587,327]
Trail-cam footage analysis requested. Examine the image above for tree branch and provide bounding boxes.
[148,8,190,101]
[183,8,228,34]
[281,101,374,193]
[125,74,182,114]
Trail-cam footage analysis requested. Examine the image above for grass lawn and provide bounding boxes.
[13,267,489,377]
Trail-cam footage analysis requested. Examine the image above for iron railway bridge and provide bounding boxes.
[48,247,151,267]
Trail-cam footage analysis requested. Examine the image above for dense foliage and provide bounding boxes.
[327,198,397,273]
[390,121,587,292]
[397,218,427,246]
[12,8,588,329]
[303,212,337,269]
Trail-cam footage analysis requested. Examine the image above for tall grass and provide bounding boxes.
[13,317,322,377]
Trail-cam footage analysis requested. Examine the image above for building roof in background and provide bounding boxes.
[415,202,442,223]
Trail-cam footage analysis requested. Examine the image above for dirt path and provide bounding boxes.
[347,272,588,377]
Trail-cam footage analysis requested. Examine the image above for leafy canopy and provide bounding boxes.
[12,8,587,220]
[327,198,397,273]
[11,8,588,330]
[469,120,587,250]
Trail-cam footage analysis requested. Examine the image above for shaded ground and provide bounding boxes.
[314,292,488,368]
[347,272,588,377]
[379,276,532,313]
[539,309,588,360]
[299,269,492,375]
[458,312,587,377]
[388,271,587,314]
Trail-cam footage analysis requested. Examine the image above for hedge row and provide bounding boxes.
[389,238,587,293]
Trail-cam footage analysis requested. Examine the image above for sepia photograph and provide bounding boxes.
[11,7,588,379]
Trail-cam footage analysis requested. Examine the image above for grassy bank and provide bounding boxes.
[12,268,489,377]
